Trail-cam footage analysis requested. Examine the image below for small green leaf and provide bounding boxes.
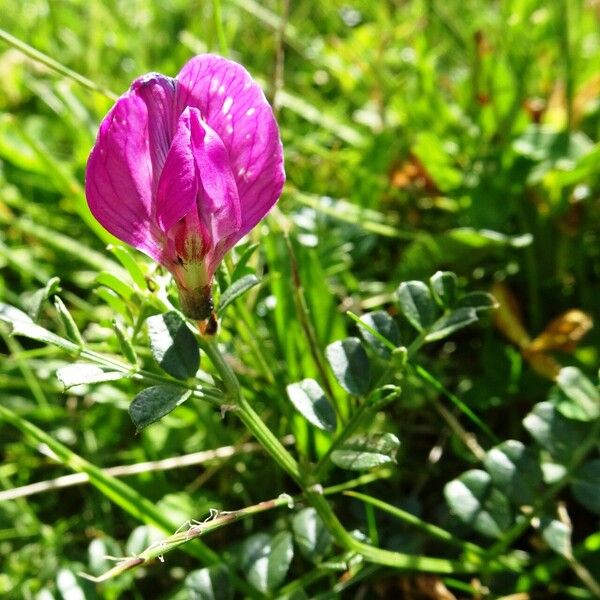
[396,281,437,331]
[0,302,79,354]
[22,276,61,321]
[129,385,192,432]
[424,307,479,342]
[430,271,458,307]
[231,243,260,281]
[330,433,400,471]
[541,517,572,557]
[108,244,147,290]
[185,564,233,600]
[357,311,401,358]
[286,379,337,432]
[455,291,498,312]
[554,367,600,421]
[571,460,600,515]
[147,311,199,380]
[54,296,84,345]
[444,470,512,538]
[96,271,135,300]
[484,440,543,506]
[325,337,370,395]
[523,402,591,462]
[292,507,332,563]
[112,319,138,365]
[57,363,126,390]
[218,274,260,314]
[240,532,294,593]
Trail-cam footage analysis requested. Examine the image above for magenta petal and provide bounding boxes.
[176,55,285,243]
[189,113,241,244]
[130,73,179,191]
[85,91,161,261]
[155,107,199,235]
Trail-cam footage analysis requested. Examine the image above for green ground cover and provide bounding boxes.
[0,1,599,598]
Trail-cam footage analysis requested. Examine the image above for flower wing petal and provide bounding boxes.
[177,54,285,243]
[155,107,199,236]
[85,90,161,261]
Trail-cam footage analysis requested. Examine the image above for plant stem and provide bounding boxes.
[200,338,498,575]
[200,338,302,482]
[344,491,486,556]
[314,387,401,479]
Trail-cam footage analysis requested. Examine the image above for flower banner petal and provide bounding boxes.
[176,55,285,243]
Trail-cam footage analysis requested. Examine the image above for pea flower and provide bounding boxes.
[85,55,285,319]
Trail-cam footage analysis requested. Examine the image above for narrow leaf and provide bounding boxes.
[112,319,138,365]
[0,302,79,354]
[129,385,192,432]
[455,291,498,312]
[54,296,83,345]
[57,363,126,389]
[325,337,370,395]
[218,274,260,314]
[96,271,135,300]
[424,307,479,342]
[22,276,61,321]
[147,311,199,380]
[330,433,400,471]
[231,243,260,281]
[286,379,337,432]
[108,244,147,289]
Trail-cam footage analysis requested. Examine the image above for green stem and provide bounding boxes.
[314,387,401,479]
[201,338,302,482]
[344,491,485,556]
[201,339,494,575]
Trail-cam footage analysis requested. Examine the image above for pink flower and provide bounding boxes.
[85,55,285,319]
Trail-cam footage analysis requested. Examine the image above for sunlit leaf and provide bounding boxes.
[325,337,370,395]
[186,564,234,600]
[330,433,400,471]
[218,274,260,314]
[444,470,512,538]
[129,385,192,432]
[147,311,199,380]
[396,281,437,331]
[240,532,293,593]
[286,379,337,432]
[292,507,332,563]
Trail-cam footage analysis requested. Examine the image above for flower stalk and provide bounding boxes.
[199,337,502,575]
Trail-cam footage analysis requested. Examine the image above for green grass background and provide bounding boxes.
[0,0,599,598]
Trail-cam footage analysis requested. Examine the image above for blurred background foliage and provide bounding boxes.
[0,0,599,598]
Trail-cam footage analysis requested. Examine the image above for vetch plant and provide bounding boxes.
[85,54,285,322]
